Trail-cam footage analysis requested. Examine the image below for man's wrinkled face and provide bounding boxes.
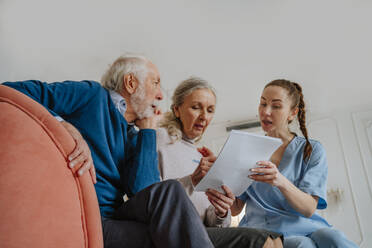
[131,62,163,119]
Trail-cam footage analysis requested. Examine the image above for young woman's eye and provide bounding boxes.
[208,108,215,113]
[273,105,281,109]
[260,103,267,107]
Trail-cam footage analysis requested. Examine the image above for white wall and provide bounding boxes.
[1,0,371,123]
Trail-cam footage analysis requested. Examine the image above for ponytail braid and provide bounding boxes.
[292,83,312,161]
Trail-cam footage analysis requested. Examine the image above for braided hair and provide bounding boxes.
[265,79,313,161]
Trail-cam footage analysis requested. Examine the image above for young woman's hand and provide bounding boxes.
[206,185,235,218]
[251,161,319,217]
[248,160,285,188]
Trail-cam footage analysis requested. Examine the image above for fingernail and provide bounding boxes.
[250,168,256,172]
[78,170,83,176]
[69,161,75,168]
[68,156,72,161]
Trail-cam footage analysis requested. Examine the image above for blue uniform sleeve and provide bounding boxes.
[238,190,249,202]
[298,141,328,209]
[2,80,102,118]
[124,129,160,196]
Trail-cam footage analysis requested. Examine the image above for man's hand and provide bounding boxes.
[135,107,163,130]
[191,147,216,186]
[61,121,97,184]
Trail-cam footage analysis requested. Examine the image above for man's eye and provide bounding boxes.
[260,103,266,107]
[273,105,281,109]
[192,106,199,109]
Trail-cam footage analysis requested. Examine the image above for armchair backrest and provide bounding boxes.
[0,85,103,248]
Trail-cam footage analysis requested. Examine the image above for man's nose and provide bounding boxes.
[156,89,164,101]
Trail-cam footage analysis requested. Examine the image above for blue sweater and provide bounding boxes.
[3,80,160,218]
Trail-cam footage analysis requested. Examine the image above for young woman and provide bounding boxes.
[157,77,283,248]
[232,79,358,248]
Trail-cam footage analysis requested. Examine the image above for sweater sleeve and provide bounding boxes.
[204,205,232,227]
[177,175,195,196]
[2,80,102,118]
[125,129,160,196]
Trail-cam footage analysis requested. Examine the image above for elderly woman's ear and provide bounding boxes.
[173,105,180,118]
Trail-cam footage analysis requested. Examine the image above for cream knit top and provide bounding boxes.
[156,128,231,227]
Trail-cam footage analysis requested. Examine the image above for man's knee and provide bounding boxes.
[159,179,185,195]
[263,237,283,248]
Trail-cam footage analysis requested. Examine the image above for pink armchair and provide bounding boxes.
[0,85,103,248]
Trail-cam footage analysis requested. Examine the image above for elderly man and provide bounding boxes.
[3,55,214,248]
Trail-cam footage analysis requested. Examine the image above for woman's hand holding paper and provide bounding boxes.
[206,185,235,218]
[248,160,286,188]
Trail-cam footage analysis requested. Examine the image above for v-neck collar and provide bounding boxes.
[277,135,298,171]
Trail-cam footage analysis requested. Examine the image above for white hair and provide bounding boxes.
[101,54,149,93]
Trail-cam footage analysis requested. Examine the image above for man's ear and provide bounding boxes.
[122,73,139,95]
[288,107,299,122]
[173,105,180,118]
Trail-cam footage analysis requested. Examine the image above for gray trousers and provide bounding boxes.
[207,227,282,248]
[102,180,214,248]
[102,180,282,248]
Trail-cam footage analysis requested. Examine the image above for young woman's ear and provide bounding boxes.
[123,73,139,95]
[288,107,299,122]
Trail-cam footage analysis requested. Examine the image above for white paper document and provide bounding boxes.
[195,130,282,196]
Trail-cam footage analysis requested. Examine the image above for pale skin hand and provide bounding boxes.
[206,185,235,218]
[192,147,235,218]
[191,147,216,187]
[135,107,163,130]
[231,198,245,216]
[249,160,318,218]
[61,121,97,184]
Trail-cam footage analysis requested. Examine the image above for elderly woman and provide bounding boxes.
[157,77,283,248]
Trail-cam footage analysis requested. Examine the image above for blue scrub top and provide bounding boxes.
[239,136,331,237]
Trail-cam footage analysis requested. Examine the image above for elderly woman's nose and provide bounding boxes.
[199,110,207,119]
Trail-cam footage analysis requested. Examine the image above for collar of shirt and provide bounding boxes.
[109,90,127,116]
[182,133,198,144]
[109,90,136,129]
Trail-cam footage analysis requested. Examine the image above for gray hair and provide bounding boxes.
[101,55,149,93]
[160,77,216,142]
